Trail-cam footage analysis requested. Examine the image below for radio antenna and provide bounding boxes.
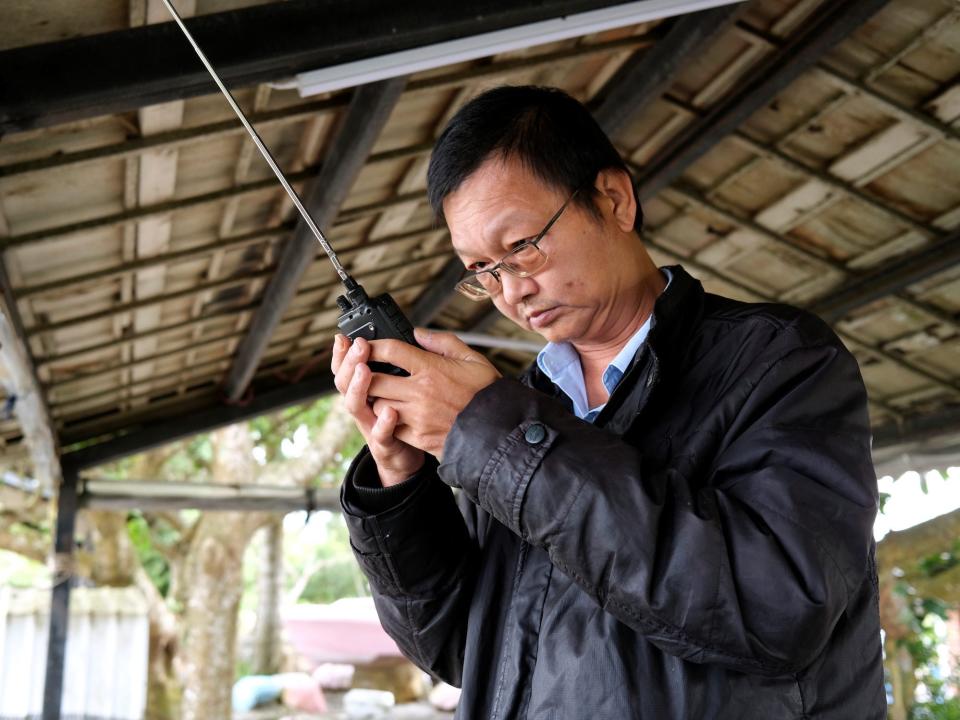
[159,0,356,288]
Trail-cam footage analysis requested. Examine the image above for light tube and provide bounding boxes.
[295,0,742,96]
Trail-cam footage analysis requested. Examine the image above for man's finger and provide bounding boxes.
[343,362,376,428]
[333,337,369,394]
[367,372,417,402]
[370,405,400,448]
[331,334,349,374]
[414,327,483,362]
[368,339,425,373]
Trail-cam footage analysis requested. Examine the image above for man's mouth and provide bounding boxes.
[526,306,562,329]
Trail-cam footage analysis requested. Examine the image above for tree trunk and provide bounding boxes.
[177,423,269,720]
[884,633,916,720]
[251,517,283,675]
[179,517,252,720]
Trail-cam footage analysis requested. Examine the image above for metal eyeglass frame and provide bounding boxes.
[454,187,582,301]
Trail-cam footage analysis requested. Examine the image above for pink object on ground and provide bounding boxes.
[280,673,328,713]
[283,598,402,665]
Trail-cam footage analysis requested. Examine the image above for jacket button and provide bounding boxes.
[524,423,546,445]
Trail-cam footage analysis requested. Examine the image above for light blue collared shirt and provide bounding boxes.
[536,269,671,423]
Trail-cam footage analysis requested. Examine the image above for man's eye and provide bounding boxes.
[470,261,488,271]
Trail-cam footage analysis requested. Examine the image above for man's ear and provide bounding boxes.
[593,168,638,233]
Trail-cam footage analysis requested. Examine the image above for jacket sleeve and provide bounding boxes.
[340,447,478,686]
[438,320,878,676]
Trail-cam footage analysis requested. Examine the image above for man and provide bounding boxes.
[332,86,885,718]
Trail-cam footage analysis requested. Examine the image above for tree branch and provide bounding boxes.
[878,508,960,577]
[259,398,357,488]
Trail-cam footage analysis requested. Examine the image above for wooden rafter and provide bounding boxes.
[223,78,407,400]
[0,254,59,489]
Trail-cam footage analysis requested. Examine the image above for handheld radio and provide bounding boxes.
[161,0,419,376]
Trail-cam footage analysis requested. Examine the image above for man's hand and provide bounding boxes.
[332,334,425,487]
[366,328,502,460]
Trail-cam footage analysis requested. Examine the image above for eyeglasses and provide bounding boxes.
[454,188,580,301]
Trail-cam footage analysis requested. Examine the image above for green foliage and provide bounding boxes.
[909,686,960,720]
[127,511,173,596]
[251,397,336,464]
[297,518,370,603]
[894,592,960,719]
[879,491,892,514]
[917,541,960,578]
[300,558,370,603]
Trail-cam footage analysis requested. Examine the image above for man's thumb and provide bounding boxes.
[414,327,477,360]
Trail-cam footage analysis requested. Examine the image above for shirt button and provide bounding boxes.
[524,423,547,445]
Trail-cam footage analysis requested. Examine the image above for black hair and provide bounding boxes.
[426,85,643,233]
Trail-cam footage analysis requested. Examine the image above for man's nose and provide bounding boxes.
[499,271,537,306]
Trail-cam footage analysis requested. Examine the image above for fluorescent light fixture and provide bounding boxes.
[295,0,742,96]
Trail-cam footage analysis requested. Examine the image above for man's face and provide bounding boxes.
[444,155,633,346]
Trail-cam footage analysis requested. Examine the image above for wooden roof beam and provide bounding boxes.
[59,370,336,470]
[590,3,741,138]
[872,405,960,452]
[810,229,960,323]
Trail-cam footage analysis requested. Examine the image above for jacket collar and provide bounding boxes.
[644,264,705,377]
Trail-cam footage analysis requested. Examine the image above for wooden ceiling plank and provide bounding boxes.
[0,172,305,251]
[180,83,275,392]
[666,179,960,332]
[16,225,291,300]
[31,228,439,363]
[250,98,335,359]
[635,0,895,201]
[653,92,948,244]
[49,275,435,417]
[732,20,960,145]
[0,178,426,253]
[729,132,944,240]
[700,90,852,203]
[32,242,445,361]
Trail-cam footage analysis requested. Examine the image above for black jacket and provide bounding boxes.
[341,265,886,719]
